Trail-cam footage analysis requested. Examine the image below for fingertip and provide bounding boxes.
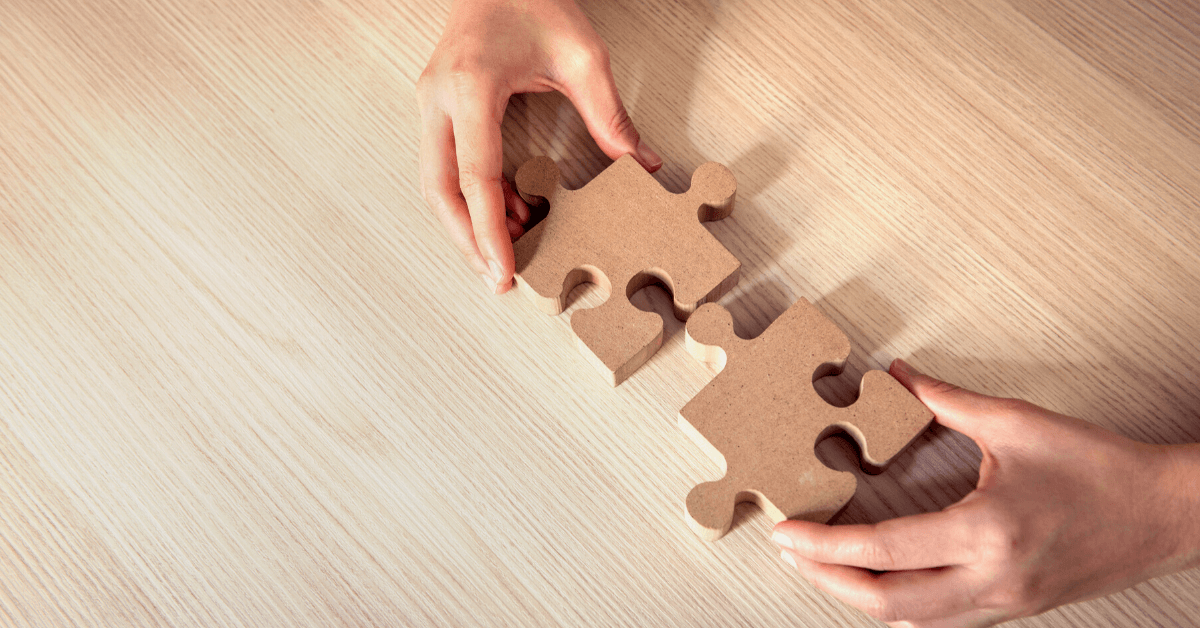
[890,358,946,401]
[779,548,828,582]
[501,177,532,224]
[493,259,515,293]
[506,216,524,240]
[889,358,918,391]
[772,520,826,555]
[635,138,662,172]
[562,62,661,173]
[889,361,994,439]
[774,518,820,534]
[773,519,798,536]
[483,258,510,294]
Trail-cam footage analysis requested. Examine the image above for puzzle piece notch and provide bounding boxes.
[514,155,741,385]
[679,300,934,541]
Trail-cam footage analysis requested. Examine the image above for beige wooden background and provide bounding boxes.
[2,0,1199,626]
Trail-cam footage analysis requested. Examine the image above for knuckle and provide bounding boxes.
[977,512,1019,560]
[861,592,902,623]
[445,50,497,86]
[993,396,1036,419]
[589,38,612,68]
[416,67,436,94]
[419,172,440,208]
[866,522,907,569]
[446,67,485,99]
[416,59,492,103]
[420,169,456,213]
[457,169,501,200]
[421,183,444,213]
[424,195,461,233]
[416,71,440,110]
[973,577,1038,615]
[446,60,483,83]
[858,537,898,570]
[605,105,636,140]
[974,506,1032,564]
[559,37,610,77]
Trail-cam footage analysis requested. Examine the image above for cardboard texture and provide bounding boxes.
[513,155,741,385]
[680,300,934,541]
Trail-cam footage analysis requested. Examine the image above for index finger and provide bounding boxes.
[451,78,515,293]
[781,552,979,623]
[773,506,978,571]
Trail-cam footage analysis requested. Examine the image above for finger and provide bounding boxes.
[890,359,1001,441]
[886,607,1009,628]
[451,82,515,293]
[560,44,662,172]
[781,550,977,623]
[419,105,491,279]
[506,215,524,240]
[773,509,976,571]
[501,177,531,224]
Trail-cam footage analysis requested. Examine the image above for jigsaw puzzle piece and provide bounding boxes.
[679,300,933,540]
[512,157,594,316]
[571,291,664,386]
[650,161,740,319]
[513,155,740,385]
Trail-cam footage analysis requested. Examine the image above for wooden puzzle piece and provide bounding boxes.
[513,155,741,385]
[679,300,934,541]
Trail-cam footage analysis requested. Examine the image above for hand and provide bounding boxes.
[773,359,1200,627]
[417,0,662,294]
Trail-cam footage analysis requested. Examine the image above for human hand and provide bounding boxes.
[773,359,1200,627]
[417,0,662,294]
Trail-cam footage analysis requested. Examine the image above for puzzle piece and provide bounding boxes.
[514,155,741,385]
[679,300,933,541]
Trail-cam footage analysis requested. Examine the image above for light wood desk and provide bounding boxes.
[2,0,1198,625]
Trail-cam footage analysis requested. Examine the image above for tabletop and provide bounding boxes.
[2,0,1199,626]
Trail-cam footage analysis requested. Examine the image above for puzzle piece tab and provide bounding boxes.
[679,300,933,541]
[514,155,741,385]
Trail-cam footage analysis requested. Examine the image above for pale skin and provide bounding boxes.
[774,359,1200,627]
[418,2,1200,625]
[417,0,661,294]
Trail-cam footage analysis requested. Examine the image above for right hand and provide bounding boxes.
[417,0,662,294]
[773,359,1200,627]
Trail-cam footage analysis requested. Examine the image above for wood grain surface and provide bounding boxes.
[2,0,1198,626]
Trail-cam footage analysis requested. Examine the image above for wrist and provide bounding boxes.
[1158,443,1200,572]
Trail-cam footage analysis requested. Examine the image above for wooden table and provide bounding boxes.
[3,0,1198,625]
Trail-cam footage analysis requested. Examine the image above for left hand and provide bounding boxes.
[772,359,1200,627]
[416,0,660,294]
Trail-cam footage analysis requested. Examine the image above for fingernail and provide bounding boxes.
[772,532,793,549]
[780,550,797,569]
[891,358,911,377]
[480,272,498,293]
[501,178,526,221]
[636,139,662,170]
[488,260,505,293]
[895,358,925,379]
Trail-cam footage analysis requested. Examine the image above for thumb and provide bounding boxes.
[889,358,1001,441]
[562,48,662,172]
